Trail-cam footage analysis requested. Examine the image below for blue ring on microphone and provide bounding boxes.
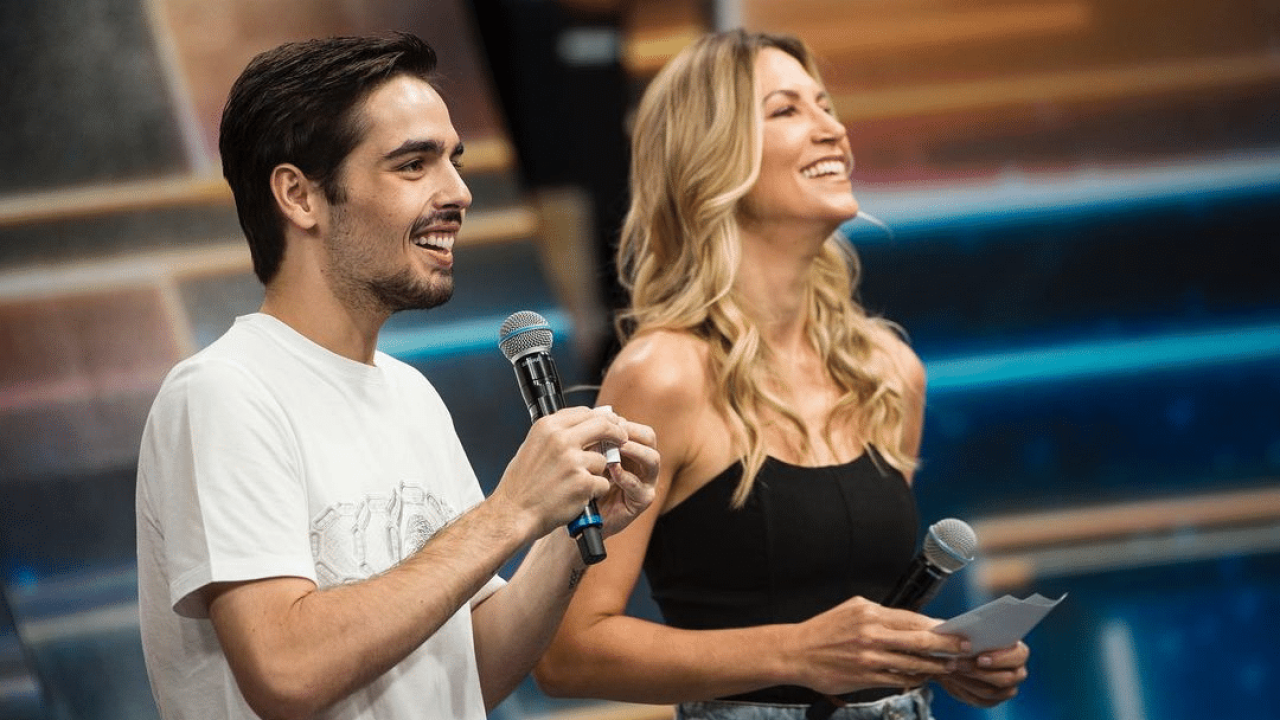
[567,507,603,535]
[499,323,553,345]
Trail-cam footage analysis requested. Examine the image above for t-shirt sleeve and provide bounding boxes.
[142,358,316,619]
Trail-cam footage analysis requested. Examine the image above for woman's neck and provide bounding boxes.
[734,224,827,351]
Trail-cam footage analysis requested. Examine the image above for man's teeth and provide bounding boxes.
[413,233,455,251]
[801,160,846,178]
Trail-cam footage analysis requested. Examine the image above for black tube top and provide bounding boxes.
[643,450,919,704]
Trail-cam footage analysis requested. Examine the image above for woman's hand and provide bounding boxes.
[786,596,970,695]
[935,642,1030,707]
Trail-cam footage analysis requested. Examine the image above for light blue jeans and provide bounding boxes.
[674,687,933,720]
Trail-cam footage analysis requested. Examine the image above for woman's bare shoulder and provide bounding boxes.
[602,329,712,405]
[603,330,732,496]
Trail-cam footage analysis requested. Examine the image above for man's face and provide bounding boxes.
[321,74,473,314]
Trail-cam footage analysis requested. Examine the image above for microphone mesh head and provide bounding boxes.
[498,311,554,362]
[923,518,978,573]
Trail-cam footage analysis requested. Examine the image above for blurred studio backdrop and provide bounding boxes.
[1,0,1278,718]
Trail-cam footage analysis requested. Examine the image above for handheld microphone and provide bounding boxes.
[882,518,978,611]
[805,518,977,720]
[498,311,606,565]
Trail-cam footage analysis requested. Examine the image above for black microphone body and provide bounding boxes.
[511,351,565,422]
[881,551,951,612]
[500,313,606,565]
[806,519,977,720]
[882,518,977,611]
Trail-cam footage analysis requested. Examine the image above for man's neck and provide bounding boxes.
[261,282,387,366]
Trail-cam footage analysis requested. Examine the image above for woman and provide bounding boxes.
[535,30,1029,719]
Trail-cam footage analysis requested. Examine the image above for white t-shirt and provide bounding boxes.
[136,313,504,720]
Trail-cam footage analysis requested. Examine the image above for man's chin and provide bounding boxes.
[394,287,453,313]
[375,276,453,314]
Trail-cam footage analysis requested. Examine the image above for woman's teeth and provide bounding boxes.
[801,160,846,178]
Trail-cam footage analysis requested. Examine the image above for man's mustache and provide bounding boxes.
[412,210,464,234]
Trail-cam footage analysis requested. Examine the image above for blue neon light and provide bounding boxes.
[379,308,572,362]
[842,151,1280,243]
[925,321,1280,393]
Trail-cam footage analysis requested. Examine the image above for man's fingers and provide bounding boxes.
[531,406,628,459]
[617,438,659,477]
[620,419,656,448]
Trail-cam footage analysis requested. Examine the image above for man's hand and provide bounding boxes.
[594,417,659,537]
[491,407,656,541]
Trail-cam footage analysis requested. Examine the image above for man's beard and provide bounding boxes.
[368,267,454,313]
[322,204,458,314]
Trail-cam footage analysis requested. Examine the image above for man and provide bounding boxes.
[135,33,659,720]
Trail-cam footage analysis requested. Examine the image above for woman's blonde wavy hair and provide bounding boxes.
[616,29,918,507]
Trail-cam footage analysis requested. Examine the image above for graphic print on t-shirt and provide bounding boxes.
[310,481,458,587]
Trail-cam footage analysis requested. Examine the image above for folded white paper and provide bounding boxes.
[932,593,1066,655]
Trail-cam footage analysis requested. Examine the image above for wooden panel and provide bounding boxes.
[0,137,515,230]
[0,286,186,477]
[735,0,1280,180]
[621,0,708,77]
[153,0,514,166]
[969,484,1280,591]
[973,485,1280,551]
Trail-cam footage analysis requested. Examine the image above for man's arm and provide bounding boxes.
[470,420,659,710]
[469,528,584,711]
[206,407,632,720]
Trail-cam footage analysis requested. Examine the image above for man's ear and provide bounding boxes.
[270,163,323,231]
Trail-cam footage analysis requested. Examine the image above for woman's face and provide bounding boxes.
[739,47,858,234]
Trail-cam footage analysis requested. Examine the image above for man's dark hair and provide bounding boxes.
[219,32,439,284]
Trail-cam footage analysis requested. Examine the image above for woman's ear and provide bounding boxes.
[270,163,322,231]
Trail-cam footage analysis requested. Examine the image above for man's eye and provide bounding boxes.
[401,159,425,172]
[451,159,465,170]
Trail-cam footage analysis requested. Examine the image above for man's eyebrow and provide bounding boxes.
[383,138,462,161]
